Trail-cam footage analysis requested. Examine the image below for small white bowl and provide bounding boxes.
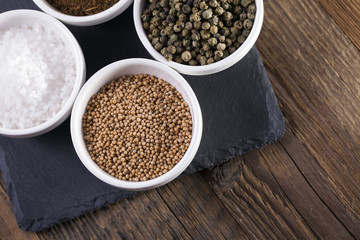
[71,58,203,191]
[134,0,264,75]
[33,0,134,26]
[0,10,85,138]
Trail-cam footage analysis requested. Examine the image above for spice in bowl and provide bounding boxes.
[0,24,76,129]
[141,0,256,66]
[46,0,120,16]
[82,74,193,182]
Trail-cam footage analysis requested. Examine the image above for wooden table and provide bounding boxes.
[1,0,360,239]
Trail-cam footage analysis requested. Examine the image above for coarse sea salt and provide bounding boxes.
[0,24,76,129]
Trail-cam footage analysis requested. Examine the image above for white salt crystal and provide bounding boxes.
[0,24,76,129]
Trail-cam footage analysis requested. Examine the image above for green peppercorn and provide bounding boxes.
[225,38,232,46]
[192,40,200,47]
[216,42,226,50]
[214,49,224,58]
[233,0,241,5]
[182,29,190,37]
[223,11,233,21]
[207,57,214,64]
[178,47,184,54]
[237,35,246,44]
[173,24,182,32]
[164,52,173,61]
[230,26,239,34]
[242,29,250,37]
[234,20,243,29]
[243,19,252,29]
[223,49,229,58]
[239,11,247,21]
[233,41,240,48]
[143,22,150,30]
[167,45,177,54]
[191,50,197,58]
[241,0,251,7]
[191,31,201,41]
[174,40,182,48]
[190,12,201,22]
[233,5,242,14]
[182,38,191,46]
[148,34,153,41]
[200,30,211,39]
[160,0,169,7]
[175,2,183,11]
[167,34,178,45]
[185,21,193,30]
[179,13,188,22]
[193,0,201,7]
[160,47,166,55]
[215,6,225,15]
[228,46,236,54]
[209,16,219,26]
[208,37,218,46]
[229,33,237,42]
[247,12,255,20]
[247,4,256,13]
[182,4,191,14]
[166,15,175,23]
[154,43,163,51]
[209,25,218,34]
[160,35,168,44]
[221,2,230,10]
[152,37,160,45]
[200,1,208,10]
[199,56,206,65]
[202,9,213,19]
[169,7,176,15]
[152,28,160,37]
[220,27,230,36]
[189,59,198,65]
[202,22,211,30]
[193,21,202,29]
[209,0,219,7]
[219,35,225,42]
[174,55,183,63]
[202,43,210,51]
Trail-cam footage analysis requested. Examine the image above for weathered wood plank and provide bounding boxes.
[0,177,39,240]
[318,0,360,50]
[36,190,192,240]
[205,141,354,240]
[157,173,248,240]
[255,0,360,237]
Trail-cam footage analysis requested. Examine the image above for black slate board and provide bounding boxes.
[0,0,285,232]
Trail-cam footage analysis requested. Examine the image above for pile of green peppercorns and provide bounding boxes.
[141,0,256,66]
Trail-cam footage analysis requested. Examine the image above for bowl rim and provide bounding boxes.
[133,0,264,75]
[70,58,203,190]
[0,9,86,137]
[32,0,134,25]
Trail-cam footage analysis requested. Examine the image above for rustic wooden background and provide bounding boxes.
[1,0,360,239]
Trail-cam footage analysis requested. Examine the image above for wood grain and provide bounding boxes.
[36,190,193,240]
[318,0,360,50]
[0,176,39,240]
[157,173,248,239]
[255,0,360,237]
[1,0,360,238]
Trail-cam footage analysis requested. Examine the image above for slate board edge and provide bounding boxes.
[1,96,285,232]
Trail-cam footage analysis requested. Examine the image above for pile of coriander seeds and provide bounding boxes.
[82,74,193,182]
[141,0,256,66]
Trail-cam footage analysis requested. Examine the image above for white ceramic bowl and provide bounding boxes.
[71,58,203,191]
[33,0,134,26]
[134,0,264,75]
[0,10,85,138]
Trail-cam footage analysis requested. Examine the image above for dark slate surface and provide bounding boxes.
[0,1,285,232]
